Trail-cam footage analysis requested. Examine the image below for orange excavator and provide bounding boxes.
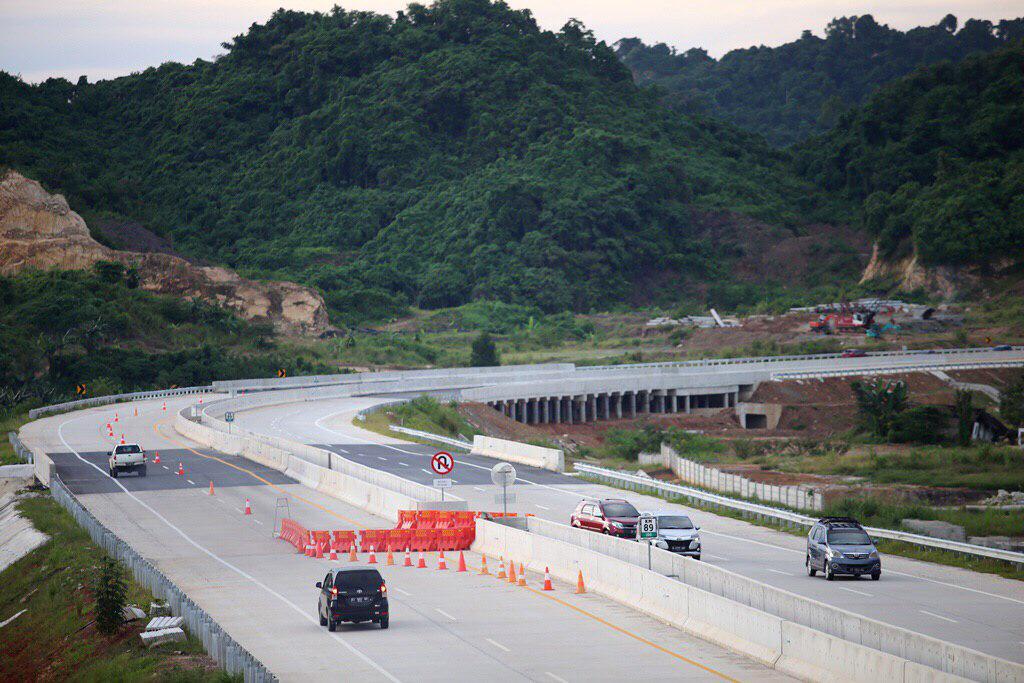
[810,308,875,335]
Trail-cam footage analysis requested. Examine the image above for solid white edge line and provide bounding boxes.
[545,672,569,683]
[434,608,457,621]
[57,413,401,683]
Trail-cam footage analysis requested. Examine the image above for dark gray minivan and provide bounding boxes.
[806,517,881,581]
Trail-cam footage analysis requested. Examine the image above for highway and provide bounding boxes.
[229,395,1024,665]
[20,396,794,682]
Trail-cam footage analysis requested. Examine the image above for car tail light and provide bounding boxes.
[380,583,387,595]
[331,586,338,598]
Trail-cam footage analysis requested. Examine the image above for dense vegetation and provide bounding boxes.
[0,0,834,323]
[797,44,1024,267]
[0,265,327,410]
[617,14,1024,146]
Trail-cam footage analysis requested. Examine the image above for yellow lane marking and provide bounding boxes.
[152,421,363,527]
[460,558,741,682]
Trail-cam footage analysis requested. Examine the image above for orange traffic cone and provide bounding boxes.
[177,462,184,476]
[575,569,586,594]
[417,551,426,569]
[497,557,507,579]
[479,555,490,575]
[543,567,554,591]
[329,546,338,561]
[162,402,167,411]
[403,548,413,567]
[437,551,447,570]
[244,499,252,515]
[386,546,395,566]
[107,429,114,437]
[305,544,314,557]
[114,413,118,422]
[120,435,126,444]
[368,546,377,564]
[517,562,527,586]
[507,561,517,584]
[349,544,358,562]
[153,451,160,464]
[457,551,468,572]
[134,407,138,417]
[208,481,215,495]
[315,542,324,559]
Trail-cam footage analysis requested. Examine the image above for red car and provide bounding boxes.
[841,349,867,358]
[570,498,640,538]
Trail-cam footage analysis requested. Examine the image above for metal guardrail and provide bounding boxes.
[574,463,1024,566]
[7,431,33,464]
[771,358,1024,381]
[48,473,276,682]
[27,385,213,419]
[388,425,472,450]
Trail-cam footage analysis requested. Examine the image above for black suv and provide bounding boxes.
[316,568,389,630]
[806,517,881,581]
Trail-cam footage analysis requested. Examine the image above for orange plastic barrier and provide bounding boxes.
[397,511,418,529]
[332,530,356,551]
[436,511,455,529]
[416,510,440,529]
[279,519,311,552]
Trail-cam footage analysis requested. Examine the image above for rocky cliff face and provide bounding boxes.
[0,171,330,335]
[859,243,970,299]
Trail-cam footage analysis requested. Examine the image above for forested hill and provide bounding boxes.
[796,43,1024,270]
[0,0,842,324]
[617,15,1024,146]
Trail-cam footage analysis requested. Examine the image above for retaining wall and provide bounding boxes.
[470,435,564,472]
[661,443,823,511]
[518,516,1018,683]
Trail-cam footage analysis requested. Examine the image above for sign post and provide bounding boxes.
[490,462,517,516]
[638,513,658,570]
[224,411,235,434]
[431,451,455,501]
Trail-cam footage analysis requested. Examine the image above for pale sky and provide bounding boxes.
[1,1,1019,83]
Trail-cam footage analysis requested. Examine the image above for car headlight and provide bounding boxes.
[692,538,700,549]
[655,540,668,549]
[869,550,879,559]
[610,521,623,529]
[825,548,837,560]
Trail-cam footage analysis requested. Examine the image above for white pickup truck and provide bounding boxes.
[108,443,147,478]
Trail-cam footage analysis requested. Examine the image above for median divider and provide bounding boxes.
[470,435,565,472]
[475,517,1022,683]
[174,409,466,522]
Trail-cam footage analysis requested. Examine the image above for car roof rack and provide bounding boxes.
[817,517,862,525]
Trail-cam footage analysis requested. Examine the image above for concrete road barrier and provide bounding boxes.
[509,516,1022,683]
[175,411,465,521]
[471,435,564,472]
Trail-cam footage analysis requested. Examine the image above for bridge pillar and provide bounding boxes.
[613,392,622,419]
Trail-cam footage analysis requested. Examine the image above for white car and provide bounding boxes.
[639,511,701,560]
[108,443,146,478]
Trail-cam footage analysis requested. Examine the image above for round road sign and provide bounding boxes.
[490,462,517,487]
[431,451,454,475]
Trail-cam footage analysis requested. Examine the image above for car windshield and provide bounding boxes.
[828,529,871,545]
[603,502,638,518]
[657,516,693,529]
[334,570,383,590]
[115,445,141,454]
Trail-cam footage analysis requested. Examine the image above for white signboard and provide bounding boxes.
[638,514,658,540]
[433,478,452,489]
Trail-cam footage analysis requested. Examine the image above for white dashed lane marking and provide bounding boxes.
[485,638,510,653]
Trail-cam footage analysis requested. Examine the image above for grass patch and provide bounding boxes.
[360,396,479,444]
[0,410,31,466]
[0,493,238,682]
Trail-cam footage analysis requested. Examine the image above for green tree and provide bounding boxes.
[1000,373,1024,428]
[851,379,908,438]
[954,389,974,446]
[470,332,500,367]
[93,556,127,635]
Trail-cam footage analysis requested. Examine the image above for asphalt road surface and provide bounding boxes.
[230,396,1024,664]
[20,396,793,682]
